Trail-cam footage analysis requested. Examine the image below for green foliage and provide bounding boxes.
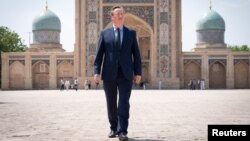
[0,26,27,88]
[229,44,250,52]
[0,26,27,52]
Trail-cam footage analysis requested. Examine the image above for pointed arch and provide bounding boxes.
[32,61,49,89]
[184,61,201,88]
[105,13,154,83]
[57,60,74,87]
[9,61,25,89]
[209,61,226,89]
[234,60,249,88]
[105,13,153,35]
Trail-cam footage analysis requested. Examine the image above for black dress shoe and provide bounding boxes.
[118,132,128,141]
[108,130,117,138]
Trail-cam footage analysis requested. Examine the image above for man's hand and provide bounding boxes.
[134,75,141,84]
[94,74,100,83]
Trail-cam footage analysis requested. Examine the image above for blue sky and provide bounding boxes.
[0,0,249,52]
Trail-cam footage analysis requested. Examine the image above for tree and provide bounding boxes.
[240,44,250,51]
[0,26,27,88]
[229,44,250,52]
[0,26,27,52]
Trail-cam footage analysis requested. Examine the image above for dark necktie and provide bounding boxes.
[116,28,121,49]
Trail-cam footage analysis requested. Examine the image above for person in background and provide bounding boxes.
[65,80,70,91]
[60,79,65,91]
[84,80,89,90]
[95,81,99,89]
[74,79,78,91]
[159,80,162,90]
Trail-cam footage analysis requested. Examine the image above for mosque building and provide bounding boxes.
[1,0,250,90]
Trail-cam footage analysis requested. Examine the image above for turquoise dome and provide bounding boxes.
[196,10,225,30]
[32,9,61,31]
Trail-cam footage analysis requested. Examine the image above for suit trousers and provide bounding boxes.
[103,67,133,134]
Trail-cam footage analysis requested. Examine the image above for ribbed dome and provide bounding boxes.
[32,9,61,31]
[196,9,225,30]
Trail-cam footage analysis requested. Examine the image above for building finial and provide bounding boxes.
[209,0,212,10]
[45,0,48,10]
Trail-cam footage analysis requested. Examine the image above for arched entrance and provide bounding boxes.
[32,61,49,89]
[209,61,226,89]
[57,60,74,88]
[184,61,201,89]
[106,13,153,83]
[9,61,25,89]
[234,61,249,88]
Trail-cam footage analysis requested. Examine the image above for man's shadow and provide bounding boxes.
[129,138,163,141]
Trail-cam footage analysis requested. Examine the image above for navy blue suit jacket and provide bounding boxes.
[94,26,142,81]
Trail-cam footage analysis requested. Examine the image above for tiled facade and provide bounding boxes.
[1,0,250,89]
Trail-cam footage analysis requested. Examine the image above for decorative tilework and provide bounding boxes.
[56,55,74,59]
[57,60,74,65]
[87,55,95,77]
[31,55,50,59]
[208,55,227,59]
[234,55,250,58]
[89,44,97,53]
[159,0,168,12]
[184,59,201,66]
[157,0,170,78]
[197,30,224,44]
[9,56,25,59]
[183,55,202,58]
[32,60,50,65]
[103,6,154,28]
[88,0,98,11]
[88,23,98,44]
[234,59,249,66]
[33,31,60,44]
[86,0,99,77]
[209,59,227,66]
[160,12,168,23]
[89,12,97,19]
[103,0,154,3]
[160,56,169,77]
[160,23,169,45]
[160,45,168,55]
[9,60,25,66]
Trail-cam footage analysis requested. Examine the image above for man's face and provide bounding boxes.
[111,8,124,27]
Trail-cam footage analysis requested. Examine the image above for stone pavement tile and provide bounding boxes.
[0,90,250,141]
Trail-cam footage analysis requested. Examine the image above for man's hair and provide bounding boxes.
[110,5,125,16]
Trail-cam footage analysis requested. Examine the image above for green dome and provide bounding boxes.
[196,10,225,30]
[32,9,61,31]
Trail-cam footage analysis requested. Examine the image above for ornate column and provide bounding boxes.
[170,0,182,79]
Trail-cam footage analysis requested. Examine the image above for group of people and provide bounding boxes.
[84,79,92,90]
[60,79,78,91]
[188,79,205,90]
[60,79,100,91]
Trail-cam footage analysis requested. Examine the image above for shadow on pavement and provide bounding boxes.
[129,138,163,141]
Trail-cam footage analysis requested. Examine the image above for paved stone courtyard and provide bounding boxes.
[0,90,250,141]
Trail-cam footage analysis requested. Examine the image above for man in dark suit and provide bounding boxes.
[94,6,141,141]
